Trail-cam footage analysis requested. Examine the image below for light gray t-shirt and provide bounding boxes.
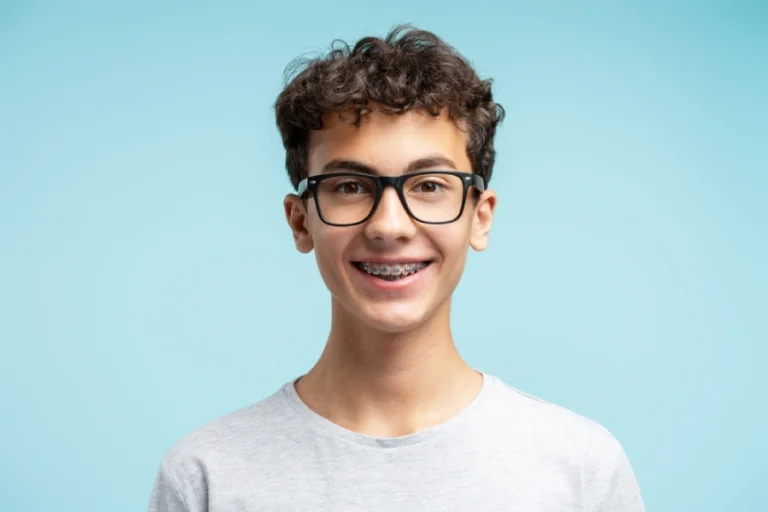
[148,372,644,511]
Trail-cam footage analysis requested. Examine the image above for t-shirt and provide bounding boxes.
[147,372,645,511]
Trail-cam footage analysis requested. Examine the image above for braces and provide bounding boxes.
[357,262,428,277]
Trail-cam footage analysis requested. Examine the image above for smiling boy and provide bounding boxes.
[148,26,645,511]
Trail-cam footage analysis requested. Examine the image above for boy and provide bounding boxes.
[148,25,645,511]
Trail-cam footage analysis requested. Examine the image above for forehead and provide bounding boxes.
[307,107,470,175]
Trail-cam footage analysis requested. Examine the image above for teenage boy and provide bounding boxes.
[148,25,645,512]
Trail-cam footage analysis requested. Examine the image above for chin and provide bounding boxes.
[355,302,435,334]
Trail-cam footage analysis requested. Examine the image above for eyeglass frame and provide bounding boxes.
[296,170,486,227]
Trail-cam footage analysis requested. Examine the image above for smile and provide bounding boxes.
[353,261,431,281]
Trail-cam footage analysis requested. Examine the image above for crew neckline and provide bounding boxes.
[281,370,495,449]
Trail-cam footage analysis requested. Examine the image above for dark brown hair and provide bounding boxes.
[274,25,505,189]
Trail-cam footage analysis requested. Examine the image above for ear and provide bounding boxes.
[469,190,496,252]
[284,194,314,254]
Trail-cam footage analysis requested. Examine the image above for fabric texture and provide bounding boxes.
[148,372,645,511]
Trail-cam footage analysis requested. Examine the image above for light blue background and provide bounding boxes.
[1,1,766,511]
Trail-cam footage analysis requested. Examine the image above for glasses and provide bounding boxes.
[297,171,485,227]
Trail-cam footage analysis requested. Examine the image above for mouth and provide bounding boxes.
[352,261,433,281]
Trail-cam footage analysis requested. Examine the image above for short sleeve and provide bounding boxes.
[582,427,645,512]
[147,462,193,512]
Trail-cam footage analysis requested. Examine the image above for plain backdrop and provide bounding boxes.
[1,1,766,511]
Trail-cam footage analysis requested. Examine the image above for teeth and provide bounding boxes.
[358,262,428,279]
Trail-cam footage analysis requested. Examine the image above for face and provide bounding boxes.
[284,107,496,333]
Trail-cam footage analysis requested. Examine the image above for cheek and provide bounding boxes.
[310,225,355,283]
[430,221,472,257]
[429,225,472,277]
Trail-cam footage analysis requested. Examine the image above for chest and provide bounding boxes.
[206,447,584,512]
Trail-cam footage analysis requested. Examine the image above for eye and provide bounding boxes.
[413,180,444,194]
[333,181,369,195]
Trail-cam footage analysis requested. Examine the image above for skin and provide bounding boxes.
[283,106,496,438]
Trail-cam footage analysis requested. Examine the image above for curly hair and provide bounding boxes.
[274,25,505,190]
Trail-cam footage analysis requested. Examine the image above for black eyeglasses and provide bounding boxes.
[297,170,485,227]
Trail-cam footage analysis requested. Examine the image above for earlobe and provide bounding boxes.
[469,190,496,252]
[284,194,314,253]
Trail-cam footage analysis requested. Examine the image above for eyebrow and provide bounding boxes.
[319,155,458,175]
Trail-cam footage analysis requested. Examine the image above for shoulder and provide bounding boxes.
[159,383,298,477]
[485,374,621,450]
[483,374,644,510]
[148,383,307,511]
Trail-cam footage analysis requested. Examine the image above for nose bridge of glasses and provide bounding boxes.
[378,175,404,189]
[370,176,412,222]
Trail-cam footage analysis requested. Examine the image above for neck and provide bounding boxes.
[295,297,482,438]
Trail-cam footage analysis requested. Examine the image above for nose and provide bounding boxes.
[363,186,417,242]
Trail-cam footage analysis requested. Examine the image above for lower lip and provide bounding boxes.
[351,262,432,292]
